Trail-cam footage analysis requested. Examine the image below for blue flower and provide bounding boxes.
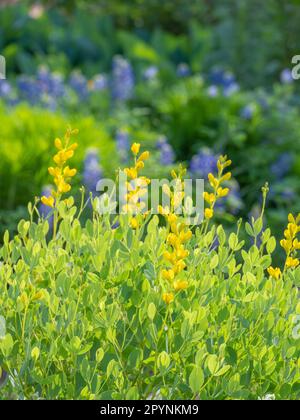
[83,148,103,195]
[156,136,175,165]
[207,85,218,97]
[17,75,41,104]
[69,71,89,100]
[209,69,239,96]
[280,68,293,84]
[112,56,134,102]
[143,66,158,81]
[190,148,217,179]
[116,129,130,163]
[37,67,64,98]
[240,104,255,120]
[177,63,190,77]
[91,74,108,91]
[271,153,293,179]
[0,80,12,98]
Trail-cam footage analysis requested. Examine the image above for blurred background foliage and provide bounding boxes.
[0,0,300,250]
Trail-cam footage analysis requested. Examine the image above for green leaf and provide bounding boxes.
[157,351,170,369]
[189,366,204,394]
[147,302,156,321]
[215,365,231,377]
[207,354,219,375]
[0,316,6,339]
[266,237,276,254]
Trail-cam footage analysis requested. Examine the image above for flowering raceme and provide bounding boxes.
[280,213,300,269]
[41,127,78,208]
[159,166,192,304]
[122,142,150,229]
[267,213,300,279]
[203,155,232,220]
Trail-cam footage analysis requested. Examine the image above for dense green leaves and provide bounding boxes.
[0,200,300,400]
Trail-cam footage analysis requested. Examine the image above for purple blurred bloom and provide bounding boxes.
[0,80,12,97]
[280,68,293,84]
[240,104,255,120]
[209,69,239,96]
[83,148,103,194]
[112,56,134,102]
[156,136,175,165]
[116,129,130,163]
[177,63,190,78]
[69,71,89,100]
[207,85,218,97]
[92,74,108,91]
[143,66,158,81]
[190,148,217,179]
[271,153,293,179]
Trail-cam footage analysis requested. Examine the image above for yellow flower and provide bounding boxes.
[267,267,281,280]
[204,208,214,219]
[41,196,55,208]
[217,187,229,198]
[54,137,63,150]
[162,269,175,282]
[63,166,77,178]
[130,217,139,229]
[138,151,150,162]
[286,257,299,269]
[162,292,174,304]
[173,279,189,291]
[131,143,140,155]
[208,173,219,189]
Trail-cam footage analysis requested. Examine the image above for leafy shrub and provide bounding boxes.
[0,104,117,212]
[0,135,300,400]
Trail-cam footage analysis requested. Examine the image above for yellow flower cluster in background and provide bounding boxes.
[204,155,232,220]
[268,213,300,279]
[41,128,78,208]
[159,167,192,304]
[123,143,150,229]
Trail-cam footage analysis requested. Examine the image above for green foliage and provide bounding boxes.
[0,187,299,399]
[0,104,117,211]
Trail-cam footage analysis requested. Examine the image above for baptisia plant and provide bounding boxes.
[0,129,300,400]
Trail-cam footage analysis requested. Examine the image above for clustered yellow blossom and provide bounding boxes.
[280,213,300,269]
[268,213,300,280]
[203,155,232,220]
[159,167,192,304]
[41,128,78,208]
[123,143,150,229]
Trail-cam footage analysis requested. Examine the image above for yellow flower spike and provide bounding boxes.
[267,267,282,280]
[173,279,189,291]
[131,143,140,155]
[204,208,214,219]
[41,196,55,208]
[167,213,177,224]
[162,292,174,305]
[171,170,177,179]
